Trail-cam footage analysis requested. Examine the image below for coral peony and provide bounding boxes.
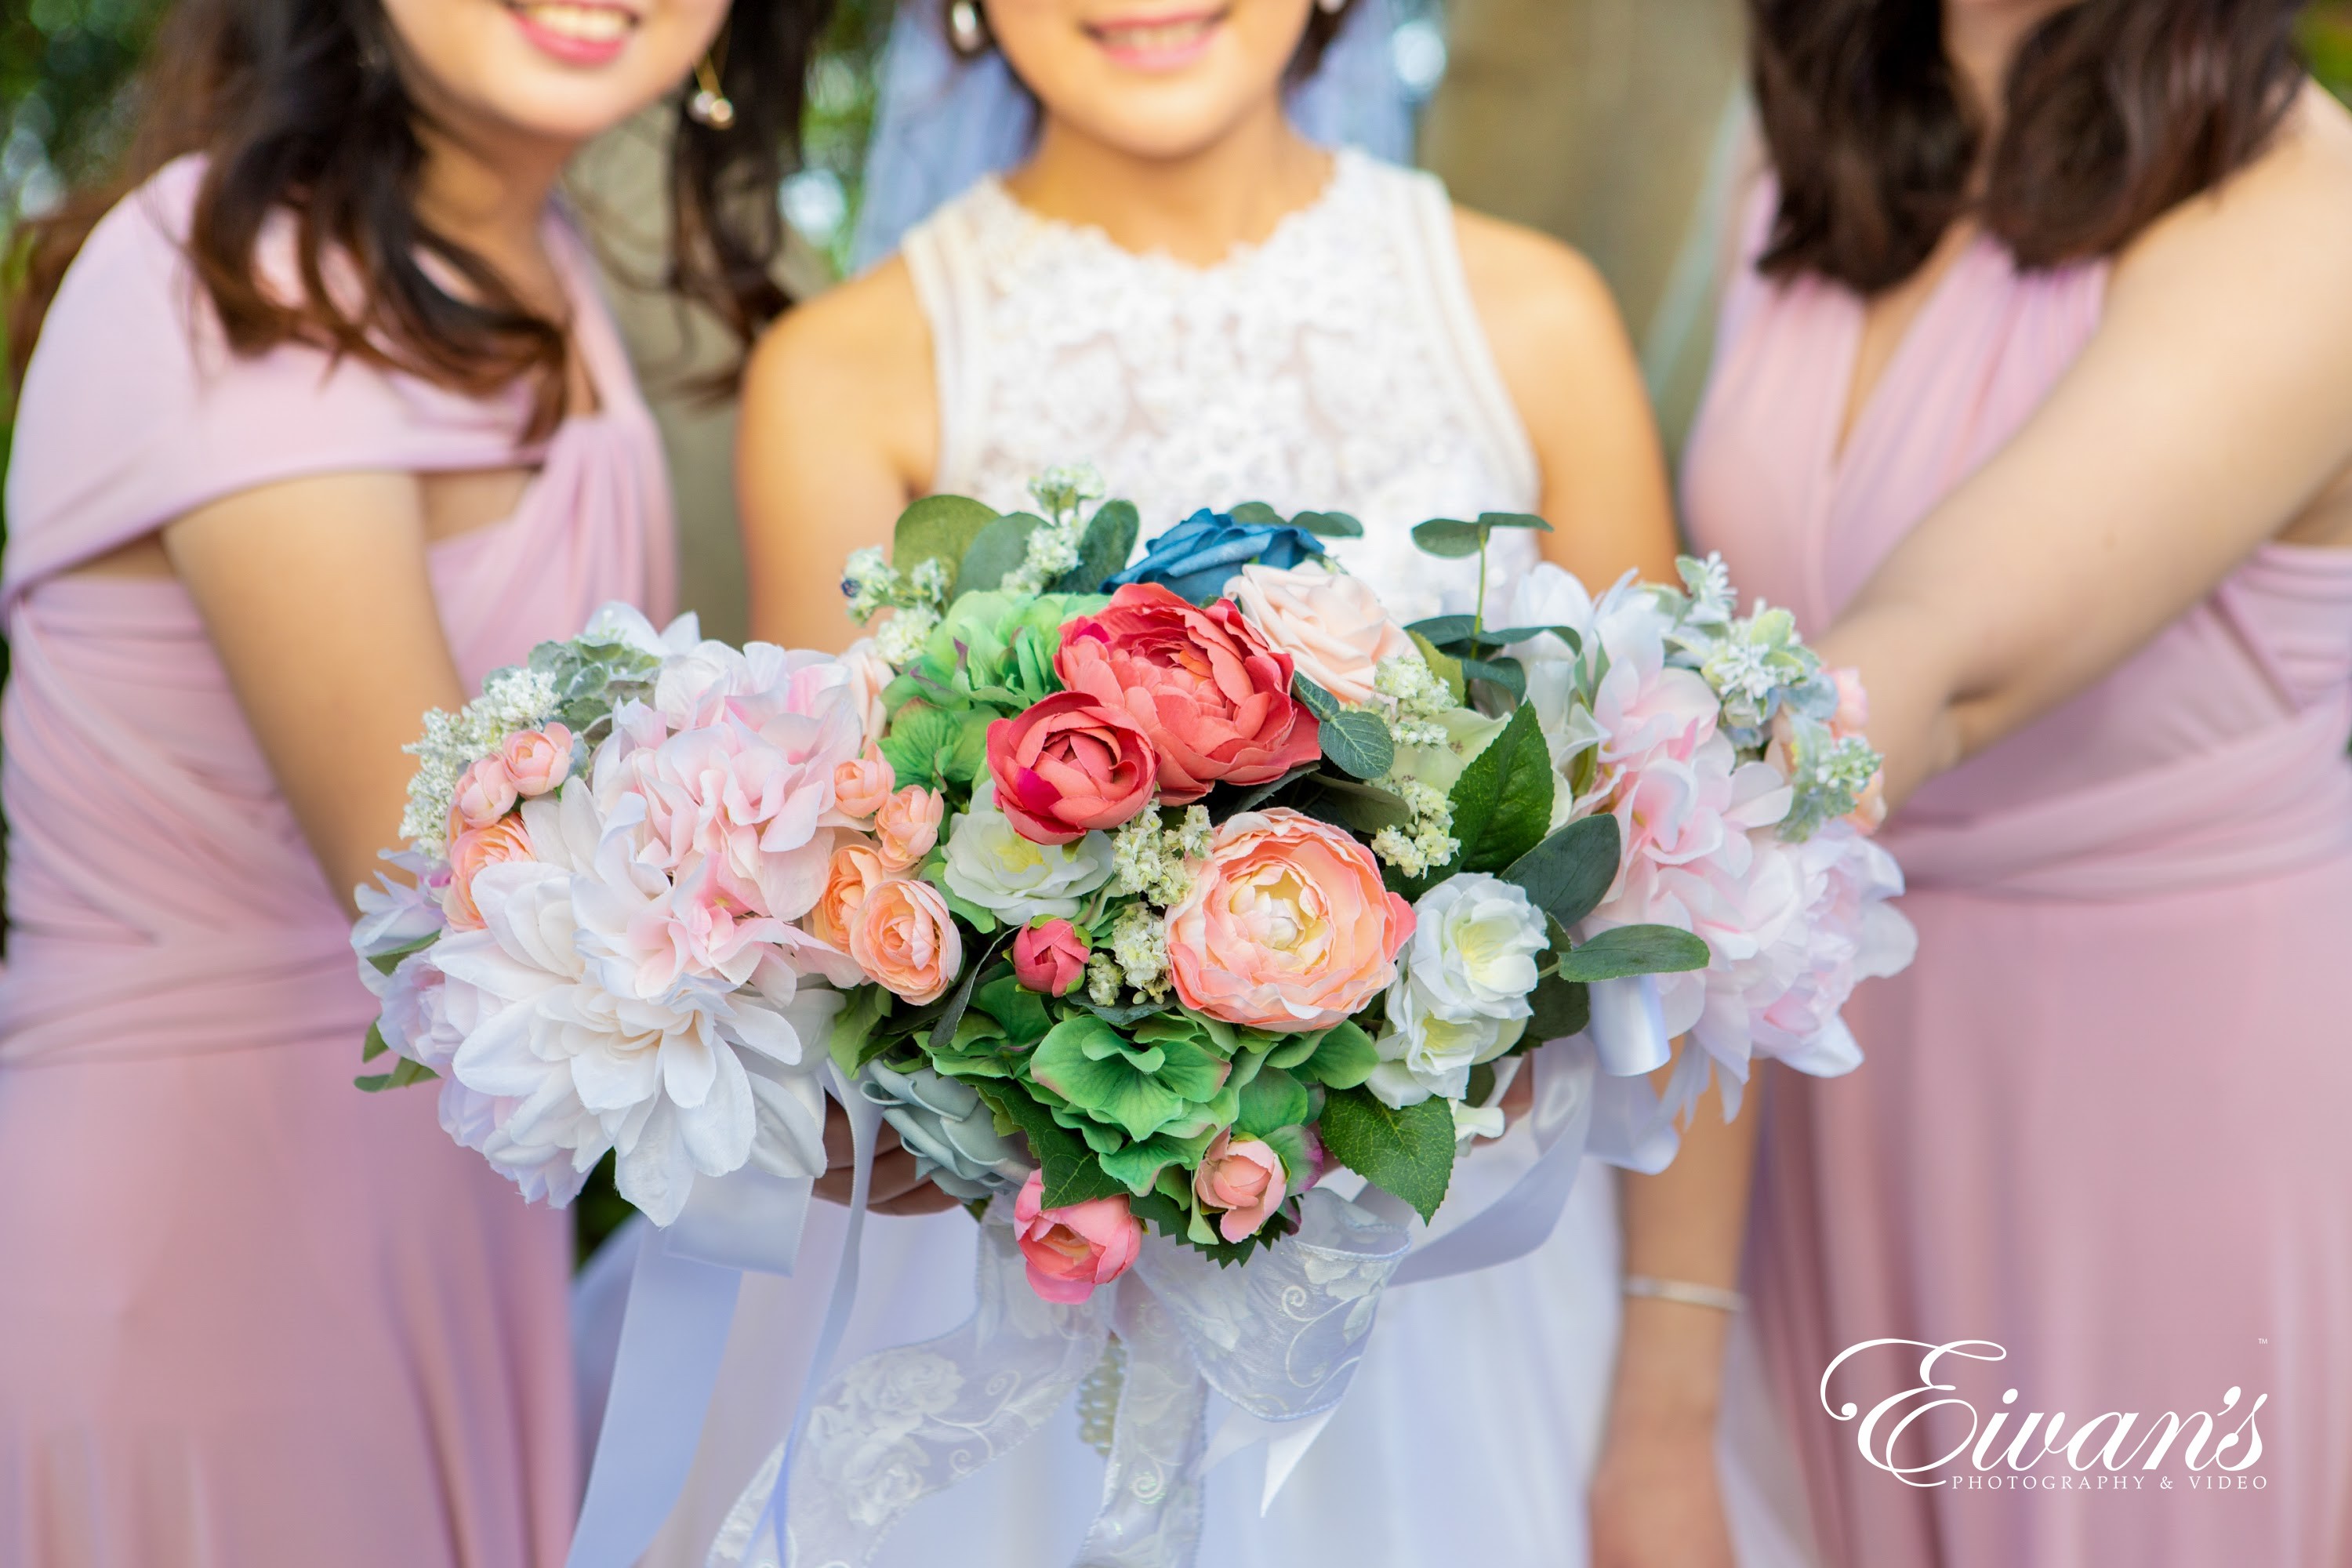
[1055,583,1319,804]
[848,877,963,1005]
[1229,560,1414,706]
[1164,808,1414,1031]
[499,725,574,798]
[874,784,946,871]
[1192,1130,1287,1242]
[1012,919,1090,996]
[985,691,1159,844]
[1013,1169,1142,1303]
[833,746,895,821]
[442,816,538,931]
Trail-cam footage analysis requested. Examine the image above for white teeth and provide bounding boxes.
[521,3,632,43]
[1098,16,1215,50]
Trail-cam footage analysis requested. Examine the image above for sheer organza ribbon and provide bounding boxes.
[681,980,1679,1568]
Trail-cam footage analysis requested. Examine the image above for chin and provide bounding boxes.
[1054,76,1283,161]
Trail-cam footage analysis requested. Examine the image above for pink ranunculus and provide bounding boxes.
[985,691,1159,845]
[1055,584,1319,804]
[1013,1169,1142,1303]
[499,724,574,798]
[445,755,520,841]
[1012,919,1089,997]
[873,785,945,871]
[1229,560,1414,707]
[848,877,962,1005]
[442,817,538,931]
[806,840,887,950]
[1192,1130,1287,1242]
[1164,808,1414,1032]
[833,746,895,822]
[839,637,895,745]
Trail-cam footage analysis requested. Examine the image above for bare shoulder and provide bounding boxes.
[1449,205,1628,360]
[740,256,937,488]
[2118,82,2352,289]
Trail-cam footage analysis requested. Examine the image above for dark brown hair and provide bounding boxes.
[946,0,1359,84]
[1749,0,2307,295]
[9,0,836,436]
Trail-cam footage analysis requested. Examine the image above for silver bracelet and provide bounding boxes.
[1624,1274,1747,1314]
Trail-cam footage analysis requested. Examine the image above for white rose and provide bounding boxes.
[1403,873,1548,1022]
[1366,971,1526,1108]
[1230,559,1414,706]
[941,779,1114,924]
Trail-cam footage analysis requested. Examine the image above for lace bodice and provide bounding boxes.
[902,149,1540,623]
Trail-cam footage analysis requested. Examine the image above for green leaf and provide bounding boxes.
[361,1020,390,1063]
[1319,710,1395,780]
[955,512,1045,595]
[1525,971,1592,1043]
[1458,655,1526,702]
[892,494,1000,581]
[1283,1018,1380,1089]
[1289,509,1364,538]
[1403,614,1480,648]
[354,1056,438,1094]
[1076,1000,1163,1029]
[981,1084,1131,1208]
[1052,499,1141,594]
[1236,1066,1311,1137]
[1305,776,1411,835]
[1504,814,1623,928]
[938,886,999,935]
[1477,511,1555,532]
[1291,673,1344,721]
[1407,630,1466,703]
[1446,702,1554,873]
[1318,1086,1457,1221]
[1555,924,1713,981]
[1410,517,1487,558]
[1228,761,1319,814]
[1228,500,1285,526]
[365,931,438,976]
[877,702,962,791]
[928,933,1011,1052]
[975,975,1053,1047]
[1479,623,1582,653]
[827,987,892,1076]
[1098,1126,1218,1196]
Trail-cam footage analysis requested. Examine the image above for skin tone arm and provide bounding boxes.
[1821,85,2352,815]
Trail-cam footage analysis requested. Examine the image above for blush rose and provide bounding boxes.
[1013,1169,1142,1303]
[442,817,538,931]
[848,877,963,1005]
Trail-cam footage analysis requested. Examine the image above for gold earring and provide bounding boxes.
[948,0,987,54]
[687,43,735,129]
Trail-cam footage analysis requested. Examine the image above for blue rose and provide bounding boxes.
[1103,508,1327,605]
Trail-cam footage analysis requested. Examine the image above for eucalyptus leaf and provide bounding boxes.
[1410,517,1487,558]
[892,493,1000,580]
[1477,511,1555,532]
[1504,814,1623,928]
[1526,971,1592,1042]
[1318,1087,1457,1222]
[1228,501,1286,526]
[1458,655,1526,702]
[1288,510,1365,539]
[1229,761,1320,814]
[1051,499,1141,594]
[1307,775,1412,834]
[1555,924,1713,981]
[1319,710,1395,780]
[1291,673,1344,721]
[955,512,1044,596]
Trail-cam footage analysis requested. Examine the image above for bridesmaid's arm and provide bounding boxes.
[1460,205,1743,1567]
[161,470,469,919]
[1821,85,2352,808]
[738,256,939,652]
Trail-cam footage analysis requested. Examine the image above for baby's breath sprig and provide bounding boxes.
[397,666,561,856]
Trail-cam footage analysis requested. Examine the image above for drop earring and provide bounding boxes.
[948,0,987,54]
[687,43,735,129]
[1316,0,1345,12]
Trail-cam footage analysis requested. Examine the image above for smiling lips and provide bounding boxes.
[506,0,639,67]
[1084,6,1228,70]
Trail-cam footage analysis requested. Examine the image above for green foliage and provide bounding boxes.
[1051,498,1142,595]
[1504,815,1622,929]
[1317,709,1394,779]
[980,1080,1131,1208]
[354,1055,437,1093]
[1554,924,1712,981]
[1318,1086,1456,1222]
[891,493,1000,586]
[955,511,1047,595]
[1443,702,1555,874]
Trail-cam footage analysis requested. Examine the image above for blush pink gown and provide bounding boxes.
[0,157,673,1565]
[1683,207,2352,1566]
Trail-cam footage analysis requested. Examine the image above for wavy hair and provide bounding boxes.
[1749,0,2307,293]
[9,0,836,435]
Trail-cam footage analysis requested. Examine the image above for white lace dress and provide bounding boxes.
[637,151,1711,1568]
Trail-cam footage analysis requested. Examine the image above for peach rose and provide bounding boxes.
[833,746,896,821]
[848,876,962,1005]
[1192,1130,1287,1242]
[1230,560,1414,706]
[1165,808,1414,1032]
[874,785,945,871]
[442,817,537,931]
[445,754,518,841]
[806,841,888,949]
[498,724,573,799]
[1013,1169,1142,1304]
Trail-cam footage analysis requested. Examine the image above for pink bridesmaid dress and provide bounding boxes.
[0,156,673,1565]
[1684,201,2352,1566]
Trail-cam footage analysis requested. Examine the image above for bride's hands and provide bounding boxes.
[811,1100,962,1217]
[1588,1410,1736,1568]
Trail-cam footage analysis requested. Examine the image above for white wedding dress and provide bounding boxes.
[622,147,1816,1568]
